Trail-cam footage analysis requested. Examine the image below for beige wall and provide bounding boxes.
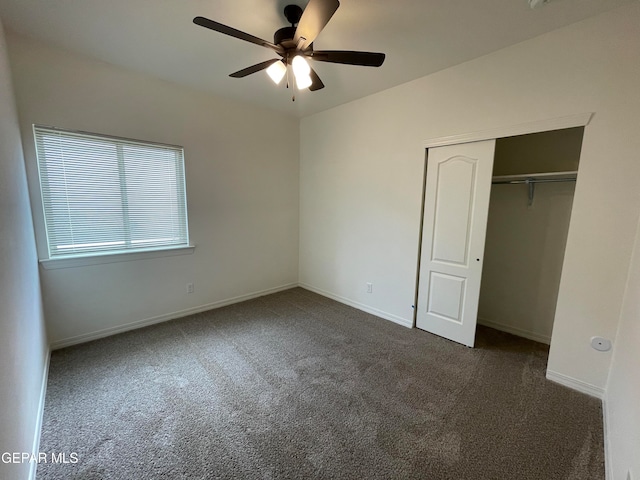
[300,3,640,395]
[606,213,640,480]
[0,18,49,480]
[7,33,300,346]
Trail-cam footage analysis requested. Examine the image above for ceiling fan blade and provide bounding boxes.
[229,59,281,78]
[312,50,386,67]
[193,16,284,54]
[293,0,340,51]
[309,66,325,91]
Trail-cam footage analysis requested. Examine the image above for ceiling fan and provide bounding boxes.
[193,0,386,97]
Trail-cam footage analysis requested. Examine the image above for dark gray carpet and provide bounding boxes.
[37,287,604,479]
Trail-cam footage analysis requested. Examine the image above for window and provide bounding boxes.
[34,126,189,260]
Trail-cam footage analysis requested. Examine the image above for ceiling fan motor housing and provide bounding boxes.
[274,26,297,47]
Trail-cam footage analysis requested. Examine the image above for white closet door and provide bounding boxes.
[416,140,495,347]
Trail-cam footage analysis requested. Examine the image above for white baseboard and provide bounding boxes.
[29,348,51,480]
[50,283,298,350]
[298,283,413,329]
[546,369,605,399]
[478,317,551,344]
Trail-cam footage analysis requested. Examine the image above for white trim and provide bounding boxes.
[299,283,413,328]
[546,369,605,399]
[34,123,184,150]
[29,348,51,480]
[602,395,613,480]
[423,113,594,148]
[478,317,551,344]
[50,283,297,349]
[40,245,195,270]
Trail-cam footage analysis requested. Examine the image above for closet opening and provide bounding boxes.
[477,127,584,348]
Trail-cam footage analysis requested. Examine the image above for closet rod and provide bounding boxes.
[491,177,576,185]
[491,176,576,206]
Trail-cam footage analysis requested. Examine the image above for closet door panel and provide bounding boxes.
[427,272,466,323]
[431,157,476,266]
[417,140,495,347]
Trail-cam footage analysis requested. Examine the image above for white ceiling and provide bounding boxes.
[0,0,631,117]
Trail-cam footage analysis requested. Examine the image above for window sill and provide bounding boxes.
[39,245,195,270]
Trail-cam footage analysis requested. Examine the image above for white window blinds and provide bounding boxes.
[34,126,189,259]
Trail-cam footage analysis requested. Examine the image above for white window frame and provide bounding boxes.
[34,125,194,269]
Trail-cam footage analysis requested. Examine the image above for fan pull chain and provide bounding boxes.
[286,58,290,90]
[290,62,296,101]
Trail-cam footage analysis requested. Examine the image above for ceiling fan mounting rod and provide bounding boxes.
[283,4,303,26]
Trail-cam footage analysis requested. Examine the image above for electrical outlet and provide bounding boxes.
[366,283,373,293]
[187,283,194,294]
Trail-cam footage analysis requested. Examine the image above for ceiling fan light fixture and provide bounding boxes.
[194,0,386,97]
[291,55,312,90]
[266,60,287,84]
[292,55,311,78]
[296,73,313,90]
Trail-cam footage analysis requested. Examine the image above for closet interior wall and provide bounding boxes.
[478,128,584,344]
